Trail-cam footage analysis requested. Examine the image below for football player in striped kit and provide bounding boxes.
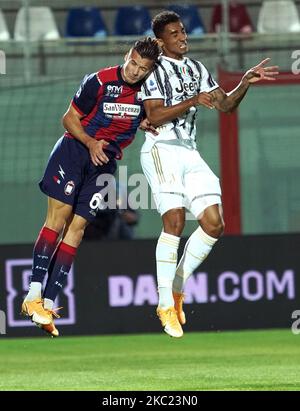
[140,11,278,338]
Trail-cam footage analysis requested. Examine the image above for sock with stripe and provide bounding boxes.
[25,226,59,301]
[173,225,218,293]
[156,232,180,308]
[43,241,77,303]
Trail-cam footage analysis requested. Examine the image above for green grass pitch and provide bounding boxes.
[0,329,300,390]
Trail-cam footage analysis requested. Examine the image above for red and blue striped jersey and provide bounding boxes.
[65,65,144,158]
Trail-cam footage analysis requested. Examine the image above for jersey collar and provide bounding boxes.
[161,55,187,65]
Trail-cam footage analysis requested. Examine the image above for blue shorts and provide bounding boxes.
[39,136,118,222]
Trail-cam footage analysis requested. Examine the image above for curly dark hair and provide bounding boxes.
[152,11,181,38]
[133,37,160,62]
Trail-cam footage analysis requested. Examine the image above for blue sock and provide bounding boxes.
[31,226,59,283]
[43,241,77,302]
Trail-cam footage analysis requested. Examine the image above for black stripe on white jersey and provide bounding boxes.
[157,60,179,131]
[190,59,217,90]
[171,59,197,136]
[188,111,197,137]
[157,61,173,107]
[153,68,164,96]
[185,61,199,136]
[169,61,187,96]
[173,126,184,140]
[189,58,203,81]
[207,73,217,88]
[185,61,200,91]
[168,61,190,131]
[185,60,199,136]
[200,62,217,89]
[142,81,151,97]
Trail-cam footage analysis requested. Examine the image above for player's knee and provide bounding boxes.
[213,220,225,238]
[203,219,224,238]
[45,216,67,233]
[70,226,85,244]
[65,221,87,247]
[162,209,185,236]
[45,210,72,233]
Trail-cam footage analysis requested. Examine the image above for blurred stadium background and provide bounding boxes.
[1,0,300,242]
[0,0,300,391]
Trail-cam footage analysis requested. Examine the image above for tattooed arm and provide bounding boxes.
[210,58,279,113]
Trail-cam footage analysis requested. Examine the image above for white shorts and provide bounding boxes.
[140,143,222,217]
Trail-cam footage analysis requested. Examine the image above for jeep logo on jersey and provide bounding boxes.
[175,79,199,94]
[103,103,141,117]
[106,85,123,96]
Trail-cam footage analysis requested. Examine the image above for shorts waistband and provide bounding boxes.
[63,133,122,159]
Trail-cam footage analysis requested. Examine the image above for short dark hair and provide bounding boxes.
[152,11,180,38]
[133,37,160,62]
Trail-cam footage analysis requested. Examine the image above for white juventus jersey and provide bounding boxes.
[141,55,219,152]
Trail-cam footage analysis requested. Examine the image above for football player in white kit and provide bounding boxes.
[140,11,278,337]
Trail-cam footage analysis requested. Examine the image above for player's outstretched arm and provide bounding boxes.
[144,94,214,127]
[209,58,279,113]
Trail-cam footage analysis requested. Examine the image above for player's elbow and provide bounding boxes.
[147,113,163,128]
[62,112,71,129]
[150,119,162,127]
[62,114,66,128]
[218,101,233,114]
[215,94,232,113]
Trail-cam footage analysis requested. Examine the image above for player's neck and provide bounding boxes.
[162,52,185,62]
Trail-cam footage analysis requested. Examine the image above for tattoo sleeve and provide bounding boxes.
[210,79,250,113]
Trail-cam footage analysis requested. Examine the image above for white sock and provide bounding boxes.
[43,298,54,311]
[156,232,180,309]
[24,282,42,301]
[173,226,218,293]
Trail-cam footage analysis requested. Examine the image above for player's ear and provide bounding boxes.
[124,52,128,62]
[156,38,164,50]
